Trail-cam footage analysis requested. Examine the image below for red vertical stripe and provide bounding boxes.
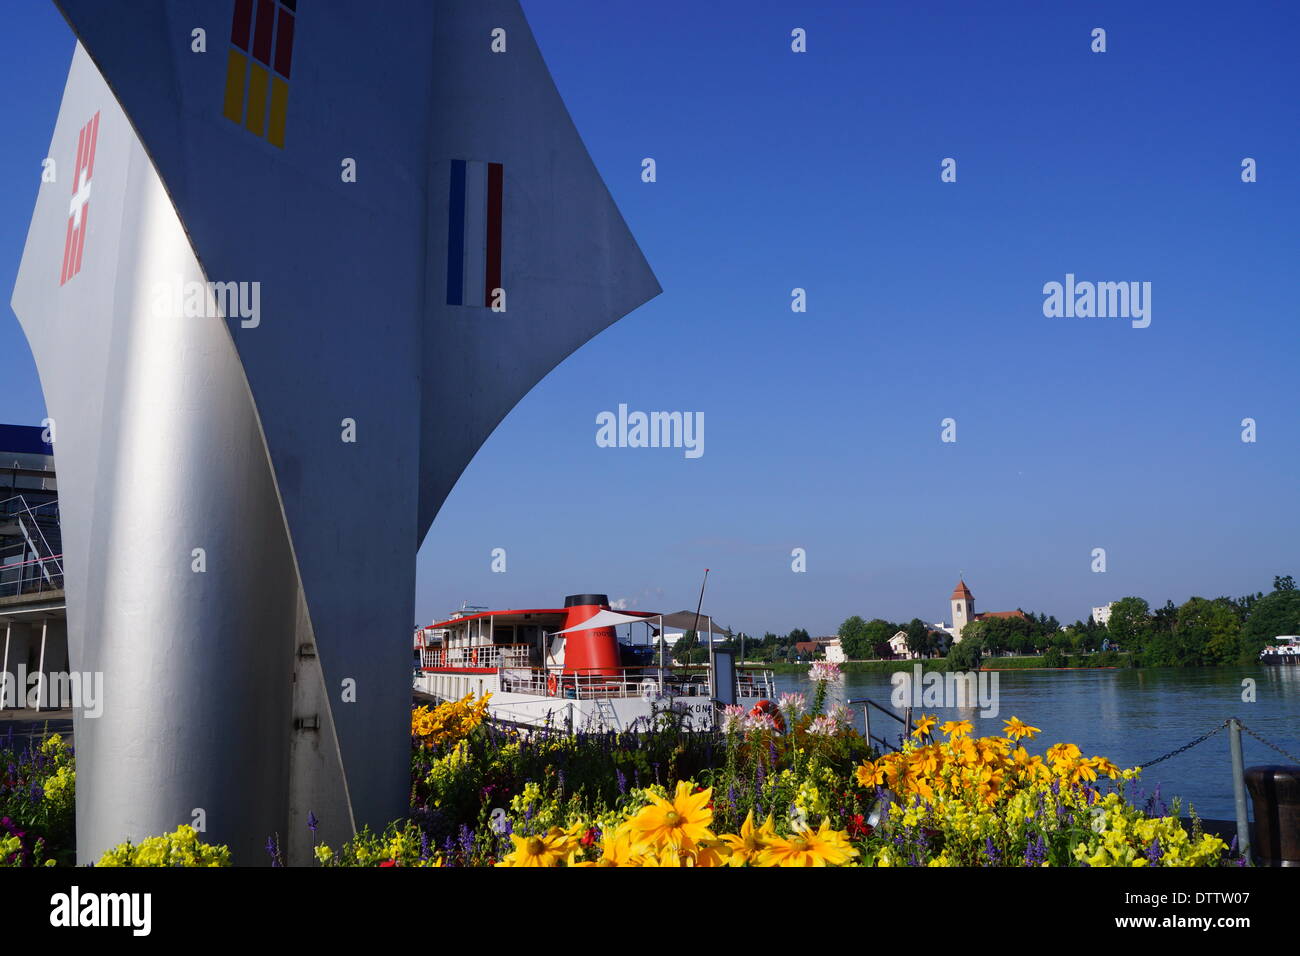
[252,0,275,64]
[84,112,100,180]
[72,123,86,195]
[484,163,503,307]
[231,0,254,49]
[274,9,295,77]
[71,205,89,278]
[60,216,74,284]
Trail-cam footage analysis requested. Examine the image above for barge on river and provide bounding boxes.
[1260,636,1300,665]
[412,593,775,731]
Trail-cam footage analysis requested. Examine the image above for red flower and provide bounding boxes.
[847,814,873,839]
[379,859,397,867]
[580,827,599,848]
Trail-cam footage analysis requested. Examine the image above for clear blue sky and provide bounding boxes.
[3,1,1296,636]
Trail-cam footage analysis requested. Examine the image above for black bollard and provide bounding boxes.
[1244,765,1300,866]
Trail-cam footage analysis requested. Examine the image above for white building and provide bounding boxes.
[1092,603,1114,626]
[824,638,846,664]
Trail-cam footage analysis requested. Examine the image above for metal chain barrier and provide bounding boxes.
[1136,719,1229,770]
[1238,721,1300,765]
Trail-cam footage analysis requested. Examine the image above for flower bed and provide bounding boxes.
[1,688,1241,867]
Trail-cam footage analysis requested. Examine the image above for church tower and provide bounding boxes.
[951,578,975,642]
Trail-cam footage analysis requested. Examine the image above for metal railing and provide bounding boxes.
[499,665,775,702]
[847,697,913,753]
[0,495,63,599]
[419,643,532,669]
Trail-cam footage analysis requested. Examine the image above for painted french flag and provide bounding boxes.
[446,159,503,307]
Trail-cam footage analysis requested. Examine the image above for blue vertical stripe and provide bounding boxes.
[446,159,466,306]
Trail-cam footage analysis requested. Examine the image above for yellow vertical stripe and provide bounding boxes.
[267,76,289,149]
[222,50,248,124]
[245,62,269,137]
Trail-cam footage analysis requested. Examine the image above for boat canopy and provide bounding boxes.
[549,608,731,638]
[548,609,655,634]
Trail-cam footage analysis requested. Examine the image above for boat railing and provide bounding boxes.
[498,665,775,701]
[421,643,532,670]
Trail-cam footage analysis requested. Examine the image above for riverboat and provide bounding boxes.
[412,593,775,730]
[1260,636,1300,666]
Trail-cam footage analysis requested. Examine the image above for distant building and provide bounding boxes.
[1,424,67,712]
[824,638,846,664]
[793,636,839,659]
[1092,603,1115,626]
[944,578,1026,643]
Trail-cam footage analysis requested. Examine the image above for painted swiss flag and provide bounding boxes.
[60,111,99,285]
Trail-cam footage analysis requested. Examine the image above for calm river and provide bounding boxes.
[772,664,1300,821]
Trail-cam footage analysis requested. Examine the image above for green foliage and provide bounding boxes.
[1241,587,1300,655]
[0,730,75,866]
[946,633,983,670]
[1106,597,1151,647]
[96,825,231,867]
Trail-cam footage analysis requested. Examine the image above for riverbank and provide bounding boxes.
[757,653,1130,674]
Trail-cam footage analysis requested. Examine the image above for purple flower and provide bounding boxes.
[615,769,626,795]
[1024,834,1048,866]
[1145,838,1162,864]
[306,811,318,833]
[985,836,1001,866]
[265,833,282,867]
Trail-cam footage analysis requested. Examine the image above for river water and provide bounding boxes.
[771,665,1300,821]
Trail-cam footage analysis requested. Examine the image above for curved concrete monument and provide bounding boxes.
[11,0,658,863]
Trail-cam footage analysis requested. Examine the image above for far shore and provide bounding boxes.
[753,654,1133,674]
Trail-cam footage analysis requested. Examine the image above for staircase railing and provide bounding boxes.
[0,494,63,598]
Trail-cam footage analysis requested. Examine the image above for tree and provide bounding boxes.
[1168,597,1242,666]
[1274,575,1296,592]
[947,631,982,670]
[787,627,810,645]
[837,616,870,659]
[1242,582,1300,657]
[904,618,933,658]
[672,629,698,663]
[1106,597,1150,648]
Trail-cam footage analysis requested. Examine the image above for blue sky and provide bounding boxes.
[2,1,1297,636]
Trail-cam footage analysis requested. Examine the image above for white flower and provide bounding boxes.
[720,704,747,733]
[778,692,807,717]
[809,660,843,682]
[807,715,837,736]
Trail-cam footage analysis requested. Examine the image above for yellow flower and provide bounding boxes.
[855,759,884,788]
[1003,716,1041,741]
[1046,742,1081,765]
[576,828,640,867]
[625,782,714,851]
[756,819,859,867]
[911,714,938,739]
[498,827,575,867]
[719,810,774,866]
[941,719,973,739]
